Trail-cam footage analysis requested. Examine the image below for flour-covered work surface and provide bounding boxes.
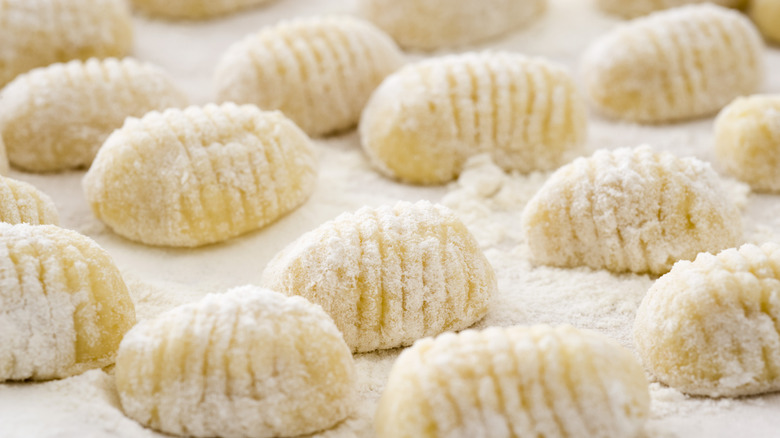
[1,0,780,437]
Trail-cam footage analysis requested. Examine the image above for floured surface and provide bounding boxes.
[1,0,780,437]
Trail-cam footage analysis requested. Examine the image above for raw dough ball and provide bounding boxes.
[635,243,780,397]
[131,0,273,19]
[0,0,133,88]
[0,176,59,225]
[115,286,356,438]
[262,200,496,353]
[582,4,764,123]
[0,58,188,172]
[83,103,317,247]
[715,96,780,192]
[357,0,547,50]
[522,146,743,275]
[596,0,746,18]
[361,52,587,185]
[376,325,650,438]
[215,16,404,137]
[0,223,136,381]
[750,0,780,44]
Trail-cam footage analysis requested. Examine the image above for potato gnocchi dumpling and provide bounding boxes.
[0,0,133,88]
[357,0,547,50]
[115,286,356,438]
[0,176,59,225]
[131,0,273,19]
[522,146,742,275]
[83,103,317,247]
[582,4,764,123]
[262,201,496,353]
[635,243,780,397]
[376,325,650,438]
[0,58,188,172]
[215,16,404,137]
[596,0,746,18]
[360,52,587,185]
[0,223,136,381]
[750,0,780,44]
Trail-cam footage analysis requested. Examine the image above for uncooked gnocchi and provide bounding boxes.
[595,0,746,18]
[0,0,133,88]
[0,58,188,172]
[115,286,355,438]
[715,95,780,192]
[376,325,650,438]
[360,52,587,185]
[262,200,496,353]
[131,0,273,19]
[582,4,764,123]
[635,243,780,397]
[0,176,59,225]
[522,146,743,275]
[357,0,547,50]
[215,16,404,137]
[0,223,136,381]
[750,0,780,44]
[83,103,317,247]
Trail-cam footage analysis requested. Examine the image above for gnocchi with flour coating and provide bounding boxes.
[376,325,650,438]
[83,103,317,247]
[0,176,59,225]
[596,0,746,18]
[750,0,780,44]
[522,146,742,275]
[0,58,188,172]
[131,0,273,19]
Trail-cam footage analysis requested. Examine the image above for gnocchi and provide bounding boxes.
[131,0,273,19]
[0,58,188,172]
[596,0,746,19]
[522,146,743,275]
[0,223,136,381]
[215,16,404,137]
[360,52,587,185]
[115,286,356,438]
[750,0,780,44]
[582,4,764,123]
[0,176,59,225]
[376,325,650,438]
[635,243,780,397]
[262,201,496,353]
[82,103,318,247]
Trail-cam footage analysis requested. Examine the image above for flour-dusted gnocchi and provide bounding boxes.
[262,201,496,353]
[635,243,780,397]
[361,52,587,185]
[0,0,133,88]
[596,0,746,18]
[522,146,742,275]
[116,286,356,438]
[376,325,650,438]
[131,0,273,19]
[582,4,764,123]
[0,223,135,381]
[215,16,404,137]
[715,95,780,192]
[0,176,59,225]
[83,103,317,247]
[0,58,188,172]
[750,0,780,44]
[357,0,547,50]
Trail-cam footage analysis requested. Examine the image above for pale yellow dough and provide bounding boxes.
[596,0,746,18]
[131,0,273,19]
[0,0,133,88]
[262,200,496,353]
[115,286,356,438]
[0,58,188,172]
[635,243,780,397]
[750,0,780,44]
[0,223,136,381]
[582,4,764,123]
[376,325,650,438]
[360,52,587,185]
[357,0,547,50]
[215,16,404,137]
[522,146,743,275]
[0,176,59,225]
[83,103,318,247]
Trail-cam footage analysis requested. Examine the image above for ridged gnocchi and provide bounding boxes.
[0,223,136,381]
[376,325,650,438]
[0,58,188,172]
[131,0,273,19]
[262,201,496,353]
[215,16,404,137]
[83,103,317,248]
[522,146,743,275]
[750,0,780,44]
[0,176,59,225]
[582,4,764,123]
[115,286,356,438]
[595,0,746,18]
[357,0,547,50]
[360,52,587,185]
[715,95,780,192]
[0,0,133,88]
[635,243,780,397]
